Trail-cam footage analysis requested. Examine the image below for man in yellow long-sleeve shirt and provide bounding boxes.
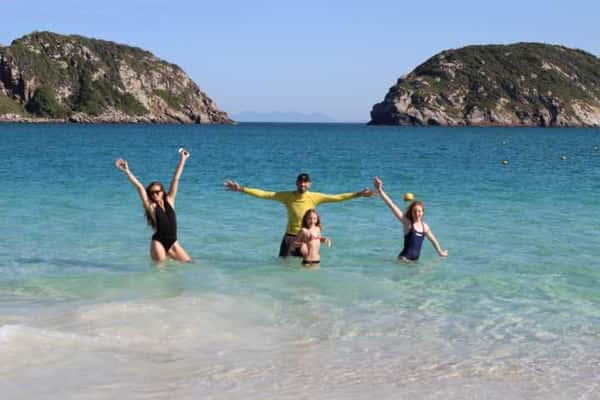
[225,173,374,257]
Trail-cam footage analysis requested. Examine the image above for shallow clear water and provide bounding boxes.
[0,123,599,399]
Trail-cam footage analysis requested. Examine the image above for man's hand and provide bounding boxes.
[358,187,376,197]
[224,180,242,192]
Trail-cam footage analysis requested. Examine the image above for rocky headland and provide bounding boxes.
[369,43,600,127]
[0,31,233,124]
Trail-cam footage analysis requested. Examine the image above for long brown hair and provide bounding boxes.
[301,209,322,229]
[405,201,424,224]
[144,181,165,229]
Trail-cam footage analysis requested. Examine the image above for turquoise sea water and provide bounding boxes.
[0,123,599,399]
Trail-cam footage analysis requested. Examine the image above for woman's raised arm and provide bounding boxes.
[115,158,151,210]
[167,148,190,205]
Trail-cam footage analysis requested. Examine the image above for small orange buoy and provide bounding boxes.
[404,192,414,202]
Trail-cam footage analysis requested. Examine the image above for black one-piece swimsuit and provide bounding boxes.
[152,201,177,251]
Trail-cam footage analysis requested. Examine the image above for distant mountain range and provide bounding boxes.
[232,110,337,123]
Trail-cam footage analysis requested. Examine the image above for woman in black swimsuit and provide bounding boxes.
[115,149,192,262]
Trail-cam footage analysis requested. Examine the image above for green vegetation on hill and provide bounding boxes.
[0,96,26,115]
[371,42,600,126]
[0,31,231,122]
[70,62,146,116]
[7,31,154,85]
[2,32,151,118]
[409,43,600,115]
[154,89,184,109]
[26,86,70,118]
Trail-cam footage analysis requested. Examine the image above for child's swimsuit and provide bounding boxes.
[307,232,321,241]
[302,259,320,265]
[152,201,177,251]
[399,223,425,261]
[302,230,322,265]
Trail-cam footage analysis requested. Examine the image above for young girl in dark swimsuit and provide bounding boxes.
[294,209,332,267]
[115,149,192,263]
[373,177,447,262]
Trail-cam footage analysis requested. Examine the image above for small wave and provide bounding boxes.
[15,256,119,270]
[0,324,23,342]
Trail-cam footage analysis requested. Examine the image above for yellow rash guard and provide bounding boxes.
[241,187,359,235]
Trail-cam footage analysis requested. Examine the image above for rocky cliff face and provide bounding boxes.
[369,43,600,127]
[0,31,233,124]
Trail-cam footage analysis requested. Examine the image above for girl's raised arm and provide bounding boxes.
[374,176,405,222]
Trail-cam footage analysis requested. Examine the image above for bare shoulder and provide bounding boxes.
[423,222,431,233]
[144,201,156,215]
[166,196,176,208]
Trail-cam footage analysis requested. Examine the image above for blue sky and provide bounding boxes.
[1,0,598,122]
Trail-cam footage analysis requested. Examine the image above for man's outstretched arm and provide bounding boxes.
[311,187,375,204]
[224,180,285,201]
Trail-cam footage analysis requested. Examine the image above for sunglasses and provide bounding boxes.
[150,189,163,195]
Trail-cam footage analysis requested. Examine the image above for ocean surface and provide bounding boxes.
[0,123,599,399]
